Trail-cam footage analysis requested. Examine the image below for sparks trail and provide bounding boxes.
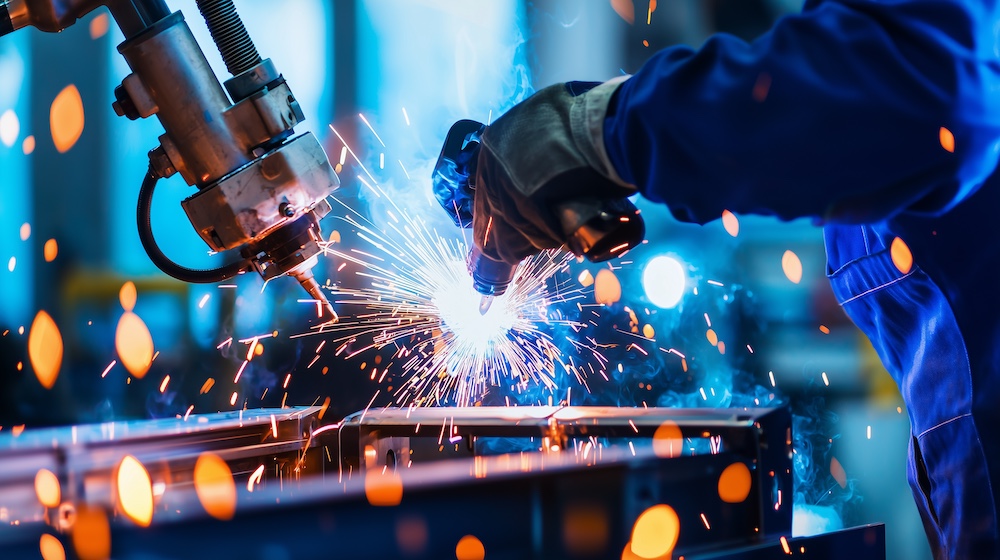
[303,198,602,407]
[293,115,609,407]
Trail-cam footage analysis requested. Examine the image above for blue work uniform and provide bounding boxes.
[602,0,1000,557]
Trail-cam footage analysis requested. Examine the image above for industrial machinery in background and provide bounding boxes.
[432,119,645,314]
[0,406,886,558]
[0,0,339,317]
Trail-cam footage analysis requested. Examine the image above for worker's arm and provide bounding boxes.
[605,0,1000,225]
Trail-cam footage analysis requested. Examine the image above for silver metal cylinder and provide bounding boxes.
[118,12,250,186]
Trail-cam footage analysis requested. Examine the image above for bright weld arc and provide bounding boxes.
[294,121,604,407]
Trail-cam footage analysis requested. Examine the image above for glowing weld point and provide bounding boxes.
[448,435,462,444]
[478,295,493,315]
[247,464,265,492]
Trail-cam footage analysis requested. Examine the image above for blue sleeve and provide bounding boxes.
[603,0,1000,225]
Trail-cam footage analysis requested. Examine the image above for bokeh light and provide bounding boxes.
[939,126,955,153]
[630,504,679,559]
[395,516,429,556]
[364,470,403,507]
[116,455,154,527]
[28,310,62,389]
[116,312,154,379]
[455,535,486,560]
[890,237,913,274]
[44,238,58,262]
[119,281,137,312]
[39,534,66,560]
[50,85,85,154]
[72,505,111,560]
[718,462,752,503]
[193,453,237,521]
[611,0,635,24]
[781,250,802,284]
[830,457,847,489]
[34,469,61,508]
[721,209,739,237]
[652,422,683,458]
[89,13,110,39]
[642,256,685,309]
[595,269,622,305]
[562,504,609,555]
[0,108,19,147]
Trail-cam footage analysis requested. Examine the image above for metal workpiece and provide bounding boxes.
[0,406,883,560]
[118,12,251,186]
[181,132,338,251]
[0,407,323,534]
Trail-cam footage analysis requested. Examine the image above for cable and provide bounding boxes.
[136,166,250,284]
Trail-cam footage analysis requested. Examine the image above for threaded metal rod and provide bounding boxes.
[195,0,261,77]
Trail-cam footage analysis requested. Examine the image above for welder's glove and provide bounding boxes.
[473,77,636,265]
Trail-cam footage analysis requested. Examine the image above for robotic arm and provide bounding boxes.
[1,0,339,317]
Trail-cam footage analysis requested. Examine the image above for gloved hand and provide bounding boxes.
[472,77,637,265]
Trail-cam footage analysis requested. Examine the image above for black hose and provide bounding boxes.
[137,167,250,284]
[195,0,261,77]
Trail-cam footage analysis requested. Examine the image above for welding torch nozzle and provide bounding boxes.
[292,269,337,320]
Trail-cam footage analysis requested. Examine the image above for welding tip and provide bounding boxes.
[293,270,337,320]
[478,295,494,315]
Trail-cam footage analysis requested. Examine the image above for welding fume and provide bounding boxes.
[0,0,339,317]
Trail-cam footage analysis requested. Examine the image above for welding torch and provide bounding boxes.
[433,119,645,314]
[1,0,339,317]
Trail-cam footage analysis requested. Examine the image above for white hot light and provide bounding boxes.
[0,109,19,147]
[643,256,686,309]
[434,260,518,355]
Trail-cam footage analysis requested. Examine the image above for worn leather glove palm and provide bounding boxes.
[473,78,636,265]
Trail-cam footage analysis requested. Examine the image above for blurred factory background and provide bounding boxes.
[0,0,927,557]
